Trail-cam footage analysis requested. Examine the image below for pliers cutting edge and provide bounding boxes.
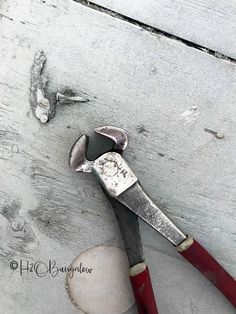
[69,126,236,313]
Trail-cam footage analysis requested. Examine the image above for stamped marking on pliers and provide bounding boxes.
[93,152,137,197]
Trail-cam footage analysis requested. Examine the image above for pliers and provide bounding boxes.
[69,125,236,313]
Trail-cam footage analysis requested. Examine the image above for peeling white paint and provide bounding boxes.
[180,105,200,123]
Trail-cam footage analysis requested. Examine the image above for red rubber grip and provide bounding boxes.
[130,265,158,314]
[179,239,236,308]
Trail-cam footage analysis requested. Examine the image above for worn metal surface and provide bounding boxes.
[69,136,139,196]
[93,152,138,197]
[104,192,144,268]
[94,126,129,152]
[0,0,236,313]
[118,183,186,246]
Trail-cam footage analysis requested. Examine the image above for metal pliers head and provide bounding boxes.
[69,126,137,197]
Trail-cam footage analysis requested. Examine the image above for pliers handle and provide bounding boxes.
[129,263,158,314]
[177,235,236,307]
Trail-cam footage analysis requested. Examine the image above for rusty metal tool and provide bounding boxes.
[69,126,236,310]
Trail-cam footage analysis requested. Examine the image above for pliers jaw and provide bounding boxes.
[69,126,186,245]
[69,126,137,197]
[69,126,128,172]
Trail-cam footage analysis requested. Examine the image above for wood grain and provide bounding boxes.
[91,0,236,59]
[0,0,236,313]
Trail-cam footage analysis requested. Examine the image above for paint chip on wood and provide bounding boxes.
[180,105,199,123]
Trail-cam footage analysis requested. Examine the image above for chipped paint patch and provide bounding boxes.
[181,105,199,123]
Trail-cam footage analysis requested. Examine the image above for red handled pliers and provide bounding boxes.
[69,125,236,313]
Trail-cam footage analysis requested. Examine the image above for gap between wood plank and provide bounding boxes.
[73,0,236,64]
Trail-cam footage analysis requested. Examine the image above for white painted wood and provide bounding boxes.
[92,0,236,59]
[0,0,236,313]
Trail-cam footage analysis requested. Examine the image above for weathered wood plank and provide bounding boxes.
[91,0,236,59]
[0,0,236,313]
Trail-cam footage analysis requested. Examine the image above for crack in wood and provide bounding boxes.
[73,0,236,64]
